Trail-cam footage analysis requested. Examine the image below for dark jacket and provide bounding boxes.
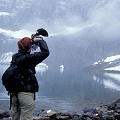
[11,40,49,92]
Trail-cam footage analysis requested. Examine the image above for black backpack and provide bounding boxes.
[2,56,25,93]
[1,55,37,110]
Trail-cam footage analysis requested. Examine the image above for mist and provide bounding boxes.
[0,0,120,68]
[22,0,120,41]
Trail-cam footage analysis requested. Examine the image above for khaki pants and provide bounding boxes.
[11,92,36,120]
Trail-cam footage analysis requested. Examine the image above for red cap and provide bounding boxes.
[17,37,32,50]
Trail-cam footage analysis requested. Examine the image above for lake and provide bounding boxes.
[0,64,120,115]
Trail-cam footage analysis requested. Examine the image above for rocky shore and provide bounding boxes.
[1,99,120,120]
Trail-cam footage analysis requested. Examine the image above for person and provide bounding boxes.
[11,28,50,120]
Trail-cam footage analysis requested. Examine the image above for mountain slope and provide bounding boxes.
[1,0,120,69]
[84,55,120,73]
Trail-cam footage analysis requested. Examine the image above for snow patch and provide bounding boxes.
[0,12,9,16]
[0,52,14,64]
[104,66,120,71]
[104,55,120,62]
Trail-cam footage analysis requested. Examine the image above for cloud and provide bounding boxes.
[87,0,120,39]
[47,0,120,39]
[2,0,119,40]
[0,28,32,39]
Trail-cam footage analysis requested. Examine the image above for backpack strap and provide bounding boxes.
[11,55,24,67]
[34,92,36,100]
[15,93,19,111]
[9,93,19,111]
[9,55,24,110]
[9,93,13,110]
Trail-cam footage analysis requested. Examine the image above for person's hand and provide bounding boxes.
[31,33,36,38]
[32,36,43,43]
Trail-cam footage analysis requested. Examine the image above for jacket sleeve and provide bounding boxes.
[38,40,50,58]
[31,40,50,65]
[20,40,50,69]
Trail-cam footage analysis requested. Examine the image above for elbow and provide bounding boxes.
[46,50,50,57]
[45,50,50,58]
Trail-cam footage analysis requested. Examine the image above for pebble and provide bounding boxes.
[1,99,120,120]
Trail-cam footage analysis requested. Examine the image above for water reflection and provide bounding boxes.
[93,72,120,91]
[0,65,120,114]
[104,73,120,81]
[60,68,64,74]
[36,66,48,76]
[103,79,120,91]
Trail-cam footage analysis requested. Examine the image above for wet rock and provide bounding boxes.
[3,117,12,120]
[3,99,120,120]
[114,114,120,119]
[56,115,70,120]
[85,117,92,120]
[0,110,10,119]
[72,115,80,120]
[37,110,56,118]
[115,103,120,109]
[82,113,92,119]
[105,116,115,120]
[107,99,120,110]
[32,116,50,120]
[83,108,95,114]
[60,113,71,117]
[107,110,114,115]
[95,107,100,113]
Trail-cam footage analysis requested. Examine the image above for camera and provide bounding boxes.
[36,28,48,37]
[31,28,48,51]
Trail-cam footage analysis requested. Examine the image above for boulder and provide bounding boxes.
[32,116,50,120]
[0,110,10,119]
[37,110,56,118]
[3,117,12,120]
[114,114,120,120]
[56,115,70,120]
[107,99,120,110]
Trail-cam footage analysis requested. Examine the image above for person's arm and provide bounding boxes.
[29,37,50,67]
[38,39,50,60]
[19,36,50,69]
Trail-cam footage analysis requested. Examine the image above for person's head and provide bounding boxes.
[17,37,32,52]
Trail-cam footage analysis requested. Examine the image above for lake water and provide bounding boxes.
[0,64,120,115]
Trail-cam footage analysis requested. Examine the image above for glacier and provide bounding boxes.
[0,52,14,64]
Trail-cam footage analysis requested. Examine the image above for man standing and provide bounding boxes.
[11,28,49,120]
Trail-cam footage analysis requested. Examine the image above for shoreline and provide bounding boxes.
[1,99,120,120]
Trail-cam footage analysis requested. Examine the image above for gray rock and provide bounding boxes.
[72,114,80,120]
[114,114,120,120]
[32,116,50,120]
[38,110,56,118]
[107,99,120,110]
[0,110,10,119]
[3,117,12,120]
[56,115,70,120]
[83,108,95,114]
[82,112,92,118]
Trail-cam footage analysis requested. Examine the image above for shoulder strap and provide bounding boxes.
[11,55,24,67]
